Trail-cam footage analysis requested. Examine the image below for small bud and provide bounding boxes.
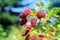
[36,2,40,6]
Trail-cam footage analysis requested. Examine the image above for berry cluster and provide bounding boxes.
[19,8,46,26]
[18,4,59,40]
[19,8,31,26]
[18,8,46,40]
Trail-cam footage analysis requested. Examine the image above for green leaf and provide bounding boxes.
[0,25,3,32]
[46,7,60,18]
[1,32,7,37]
[39,2,44,6]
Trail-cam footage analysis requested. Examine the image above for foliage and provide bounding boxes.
[0,0,19,6]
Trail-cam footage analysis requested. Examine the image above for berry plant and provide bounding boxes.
[0,1,60,40]
[6,2,60,40]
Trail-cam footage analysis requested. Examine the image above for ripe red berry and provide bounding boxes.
[25,34,30,40]
[19,18,27,26]
[19,8,31,18]
[31,34,36,40]
[23,8,31,16]
[31,18,37,27]
[27,25,32,30]
[39,34,45,38]
[36,11,46,18]
[38,32,45,38]
[19,13,25,18]
[22,29,29,36]
[23,8,31,17]
[39,37,44,40]
[39,33,45,40]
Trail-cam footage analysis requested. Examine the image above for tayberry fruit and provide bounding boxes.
[31,34,36,40]
[27,25,32,30]
[31,18,37,27]
[39,33,45,40]
[39,32,45,38]
[39,34,45,38]
[19,18,27,26]
[36,11,46,19]
[23,8,31,17]
[22,28,29,36]
[25,34,30,40]
[39,37,44,40]
[19,8,31,18]
[19,12,24,18]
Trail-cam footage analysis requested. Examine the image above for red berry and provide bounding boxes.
[23,8,31,17]
[19,12,25,18]
[27,25,32,30]
[39,33,45,40]
[39,37,44,40]
[36,11,46,18]
[39,33,45,38]
[19,8,31,18]
[23,8,30,14]
[22,29,29,36]
[31,34,36,40]
[39,34,45,38]
[25,34,30,40]
[19,18,27,26]
[31,18,37,27]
